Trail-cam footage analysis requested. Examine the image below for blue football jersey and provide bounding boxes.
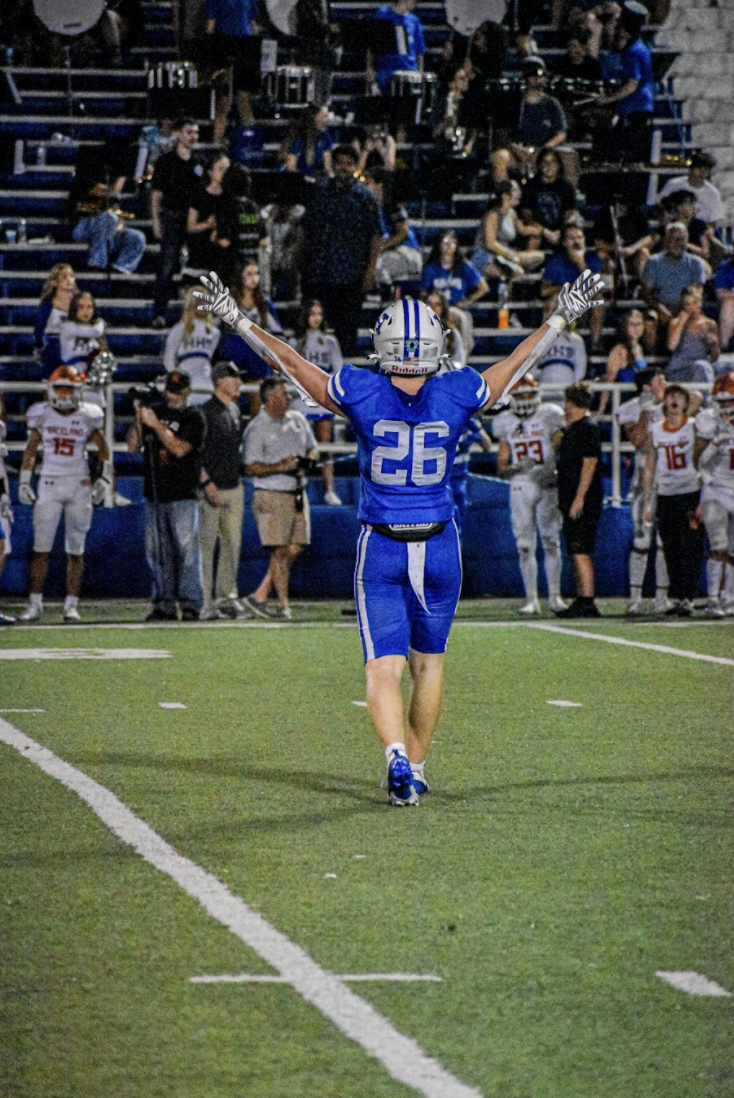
[327,364,490,524]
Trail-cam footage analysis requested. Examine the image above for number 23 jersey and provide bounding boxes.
[27,400,104,478]
[327,364,490,524]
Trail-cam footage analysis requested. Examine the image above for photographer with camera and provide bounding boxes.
[242,377,318,621]
[126,370,206,621]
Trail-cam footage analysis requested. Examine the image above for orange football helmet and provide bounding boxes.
[509,373,541,418]
[712,372,734,423]
[48,365,84,411]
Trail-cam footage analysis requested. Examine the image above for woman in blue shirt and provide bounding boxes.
[420,230,487,353]
[280,104,335,177]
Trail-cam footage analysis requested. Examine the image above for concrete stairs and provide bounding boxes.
[659,0,734,223]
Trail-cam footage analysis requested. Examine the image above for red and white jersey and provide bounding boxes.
[617,395,664,449]
[648,416,699,496]
[695,409,734,494]
[493,403,565,485]
[27,400,104,478]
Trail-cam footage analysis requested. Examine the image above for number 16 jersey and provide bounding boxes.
[327,364,490,524]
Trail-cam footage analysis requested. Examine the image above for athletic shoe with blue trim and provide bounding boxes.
[387,750,419,806]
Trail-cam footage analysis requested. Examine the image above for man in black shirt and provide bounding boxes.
[127,370,206,620]
[554,381,602,618]
[150,119,202,328]
[199,362,251,620]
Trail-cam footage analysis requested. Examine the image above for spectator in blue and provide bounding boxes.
[205,0,262,142]
[421,230,488,354]
[641,222,707,331]
[595,1,653,164]
[451,415,492,537]
[216,260,281,415]
[371,0,425,94]
[299,144,383,356]
[280,104,335,177]
[714,254,734,352]
[34,264,78,372]
[542,222,605,349]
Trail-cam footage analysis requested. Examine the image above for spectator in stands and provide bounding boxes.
[0,397,14,625]
[371,0,425,94]
[492,57,567,180]
[184,151,237,285]
[34,264,78,372]
[551,25,604,138]
[689,329,728,385]
[205,0,262,140]
[363,166,423,299]
[356,122,397,175]
[520,148,578,248]
[126,370,206,621]
[714,255,734,352]
[542,223,605,348]
[554,381,603,617]
[643,384,705,615]
[222,163,267,274]
[280,103,335,177]
[641,222,707,330]
[658,191,710,263]
[658,150,724,229]
[592,197,654,284]
[288,300,343,505]
[593,1,654,164]
[470,184,545,288]
[151,119,203,329]
[293,0,338,105]
[421,230,488,355]
[666,285,718,383]
[533,294,587,400]
[70,145,145,275]
[552,23,603,83]
[598,307,646,413]
[243,376,319,620]
[261,193,305,300]
[60,293,108,399]
[425,291,468,369]
[217,261,282,413]
[164,288,221,405]
[199,362,250,620]
[299,144,383,357]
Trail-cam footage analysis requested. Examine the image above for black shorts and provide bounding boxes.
[562,504,601,556]
[211,35,262,94]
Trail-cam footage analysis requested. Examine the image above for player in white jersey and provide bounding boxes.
[643,384,705,615]
[0,400,15,624]
[616,367,671,614]
[163,289,221,406]
[695,372,734,615]
[288,300,344,505]
[493,374,567,614]
[17,366,110,623]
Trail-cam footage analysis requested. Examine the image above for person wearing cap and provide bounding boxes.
[593,1,654,164]
[127,370,206,621]
[199,363,251,621]
[507,56,567,170]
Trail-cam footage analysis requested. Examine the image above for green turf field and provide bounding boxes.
[1,602,732,1098]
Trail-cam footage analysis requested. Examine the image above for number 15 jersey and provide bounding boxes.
[27,400,104,478]
[327,364,490,524]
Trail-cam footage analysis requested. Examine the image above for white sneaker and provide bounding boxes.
[549,596,569,613]
[518,598,540,615]
[63,606,81,623]
[653,596,675,615]
[199,604,220,621]
[113,491,132,507]
[722,599,734,617]
[626,596,643,615]
[324,490,342,506]
[20,603,43,622]
[706,600,725,618]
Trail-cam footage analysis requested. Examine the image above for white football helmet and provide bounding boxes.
[48,365,84,411]
[509,374,541,418]
[713,372,734,424]
[371,298,447,377]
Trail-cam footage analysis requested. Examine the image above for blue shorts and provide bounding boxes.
[354,521,462,662]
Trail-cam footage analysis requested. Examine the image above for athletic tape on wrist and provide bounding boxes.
[546,313,567,332]
[235,314,254,337]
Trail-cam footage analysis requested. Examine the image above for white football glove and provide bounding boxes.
[91,461,112,505]
[549,269,605,330]
[193,272,248,333]
[0,493,13,524]
[18,469,36,506]
[513,456,537,476]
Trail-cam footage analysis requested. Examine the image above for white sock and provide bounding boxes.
[64,595,79,611]
[385,742,407,763]
[629,547,647,597]
[544,544,561,600]
[707,559,725,602]
[30,592,42,606]
[518,546,538,602]
[655,544,669,597]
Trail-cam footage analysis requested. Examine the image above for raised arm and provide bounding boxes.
[481,270,604,408]
[193,273,342,414]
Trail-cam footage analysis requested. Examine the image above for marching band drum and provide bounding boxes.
[388,70,437,124]
[265,65,315,107]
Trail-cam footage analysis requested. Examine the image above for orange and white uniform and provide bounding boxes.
[648,416,699,497]
[696,408,734,552]
[493,403,565,550]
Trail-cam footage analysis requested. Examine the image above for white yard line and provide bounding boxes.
[524,623,734,667]
[0,719,483,1098]
[191,972,442,984]
[655,971,732,997]
[0,648,171,660]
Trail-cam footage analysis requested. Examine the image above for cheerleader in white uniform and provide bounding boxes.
[163,288,221,406]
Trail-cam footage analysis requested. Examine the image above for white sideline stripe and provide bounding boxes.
[655,971,732,997]
[0,719,483,1098]
[0,708,45,713]
[0,647,171,660]
[352,700,368,707]
[191,972,443,984]
[159,702,186,709]
[524,624,734,667]
[546,700,582,707]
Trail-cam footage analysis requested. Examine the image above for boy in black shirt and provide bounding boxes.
[150,119,202,327]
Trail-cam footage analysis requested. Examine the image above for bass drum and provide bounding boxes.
[265,65,315,106]
[33,0,105,35]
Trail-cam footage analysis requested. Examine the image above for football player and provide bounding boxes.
[493,375,567,614]
[616,367,671,614]
[17,366,111,623]
[695,372,734,616]
[195,268,603,805]
[0,396,15,625]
